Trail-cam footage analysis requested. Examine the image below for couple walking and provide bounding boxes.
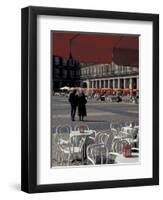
[68,89,87,121]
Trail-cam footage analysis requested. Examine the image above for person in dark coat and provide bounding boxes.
[78,91,87,121]
[117,94,122,103]
[68,89,78,121]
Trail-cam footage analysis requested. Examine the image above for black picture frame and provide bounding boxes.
[21,6,159,193]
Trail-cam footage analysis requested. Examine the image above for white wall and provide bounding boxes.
[0,0,162,199]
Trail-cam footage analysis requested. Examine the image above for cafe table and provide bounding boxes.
[121,126,134,133]
[70,129,96,138]
[70,129,96,161]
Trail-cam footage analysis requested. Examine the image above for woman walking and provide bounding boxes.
[78,91,87,121]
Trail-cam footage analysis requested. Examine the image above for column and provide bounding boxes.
[108,80,110,88]
[99,80,101,88]
[129,78,133,89]
[113,79,115,89]
[129,78,133,95]
[124,78,126,88]
[96,80,98,88]
[118,78,120,88]
[87,80,90,88]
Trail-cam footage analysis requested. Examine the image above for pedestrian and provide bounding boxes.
[78,91,87,121]
[117,94,122,103]
[68,89,78,121]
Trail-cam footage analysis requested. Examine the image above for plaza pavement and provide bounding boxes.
[51,95,139,133]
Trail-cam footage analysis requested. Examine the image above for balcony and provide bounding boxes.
[80,70,139,79]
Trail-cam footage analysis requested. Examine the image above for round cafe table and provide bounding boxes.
[122,126,134,134]
[70,129,96,138]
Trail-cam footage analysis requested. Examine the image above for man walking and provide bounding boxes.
[68,89,78,121]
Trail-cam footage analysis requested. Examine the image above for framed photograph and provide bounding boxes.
[21,6,159,193]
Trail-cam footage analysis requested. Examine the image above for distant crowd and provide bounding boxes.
[54,90,139,104]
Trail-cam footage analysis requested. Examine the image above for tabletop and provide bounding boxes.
[70,129,96,138]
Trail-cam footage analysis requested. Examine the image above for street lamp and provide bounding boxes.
[68,34,80,63]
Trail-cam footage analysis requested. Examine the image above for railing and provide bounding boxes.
[80,71,138,79]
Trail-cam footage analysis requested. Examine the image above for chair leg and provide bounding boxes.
[67,153,72,166]
[82,153,84,165]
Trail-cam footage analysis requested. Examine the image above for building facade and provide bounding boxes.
[52,56,139,93]
[80,63,139,92]
[52,56,81,92]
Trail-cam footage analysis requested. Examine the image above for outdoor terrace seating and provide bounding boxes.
[53,123,139,167]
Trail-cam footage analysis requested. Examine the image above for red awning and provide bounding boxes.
[52,32,139,67]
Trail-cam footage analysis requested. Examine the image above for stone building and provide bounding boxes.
[80,63,139,92]
[52,56,139,94]
[52,56,81,92]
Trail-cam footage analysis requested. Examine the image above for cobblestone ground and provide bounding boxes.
[51,95,139,167]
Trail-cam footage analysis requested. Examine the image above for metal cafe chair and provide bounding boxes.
[87,132,119,165]
[110,122,123,136]
[73,124,90,145]
[71,137,86,164]
[110,128,118,136]
[58,136,86,166]
[112,137,130,154]
[57,142,73,166]
[104,132,119,156]
[119,127,139,145]
[56,124,72,144]
[88,130,112,146]
[87,144,109,165]
[55,124,72,165]
[88,131,103,145]
[112,132,139,154]
[86,131,107,147]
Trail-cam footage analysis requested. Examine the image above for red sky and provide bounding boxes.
[52,31,139,66]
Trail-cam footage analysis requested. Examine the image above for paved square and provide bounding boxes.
[51,95,139,133]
